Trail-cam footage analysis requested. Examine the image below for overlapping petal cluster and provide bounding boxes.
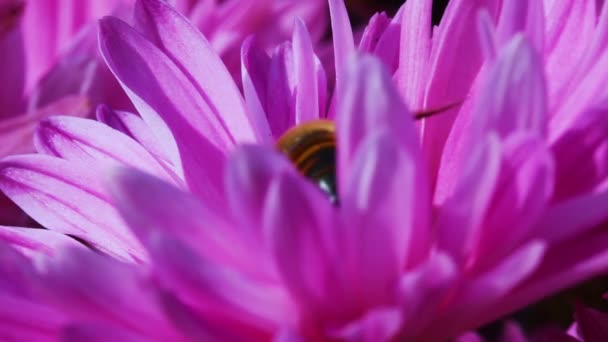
[1,0,608,341]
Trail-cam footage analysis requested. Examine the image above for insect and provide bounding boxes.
[276,103,460,203]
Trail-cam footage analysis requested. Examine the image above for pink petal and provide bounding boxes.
[0,96,90,158]
[574,304,608,342]
[158,291,264,341]
[474,35,547,138]
[266,170,342,319]
[225,145,293,248]
[265,43,297,137]
[96,104,181,175]
[342,129,429,297]
[240,37,273,143]
[399,253,457,338]
[34,116,179,185]
[0,0,25,115]
[397,0,432,108]
[495,0,545,52]
[133,0,258,142]
[99,16,228,205]
[470,133,554,270]
[0,293,64,341]
[551,105,608,200]
[0,226,82,257]
[336,55,419,197]
[437,36,547,203]
[327,0,354,119]
[436,134,501,264]
[38,246,180,339]
[145,233,295,333]
[62,322,148,342]
[420,0,502,189]
[534,190,608,245]
[333,308,402,342]
[293,18,319,124]
[0,155,142,261]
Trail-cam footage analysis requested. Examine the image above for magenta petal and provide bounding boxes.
[495,0,545,51]
[99,17,228,204]
[96,104,181,174]
[108,167,271,278]
[334,308,402,342]
[534,190,608,245]
[62,322,148,342]
[436,134,501,264]
[133,0,258,142]
[34,116,178,185]
[145,234,295,333]
[342,130,429,294]
[293,18,319,124]
[397,0,432,108]
[336,55,418,195]
[158,291,261,341]
[240,37,273,143]
[451,241,546,324]
[0,96,89,158]
[0,226,82,257]
[551,105,608,200]
[38,246,180,340]
[499,321,528,342]
[225,145,293,246]
[266,171,340,317]
[420,0,502,187]
[0,2,25,115]
[574,304,608,342]
[0,293,64,341]
[399,253,457,337]
[471,133,554,269]
[475,35,547,138]
[328,0,354,114]
[0,155,142,261]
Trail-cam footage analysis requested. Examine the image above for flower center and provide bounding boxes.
[276,120,338,203]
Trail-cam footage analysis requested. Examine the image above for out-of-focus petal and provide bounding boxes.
[0,226,82,257]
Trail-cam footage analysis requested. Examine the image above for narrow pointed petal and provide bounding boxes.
[38,246,180,340]
[146,234,295,332]
[551,105,608,200]
[266,171,340,317]
[240,38,273,143]
[0,226,82,257]
[436,134,501,264]
[99,17,228,205]
[334,308,402,342]
[471,133,554,269]
[336,55,419,194]
[34,116,178,184]
[133,0,257,142]
[421,0,502,188]
[437,36,547,203]
[293,18,319,124]
[0,155,142,261]
[108,167,272,278]
[575,305,608,342]
[96,104,181,174]
[328,0,354,116]
[343,129,429,294]
[225,145,293,245]
[62,323,148,342]
[397,0,432,108]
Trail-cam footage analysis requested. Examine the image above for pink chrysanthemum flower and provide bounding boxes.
[1,0,608,340]
[0,0,328,226]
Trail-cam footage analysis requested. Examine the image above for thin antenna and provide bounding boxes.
[413,100,463,120]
